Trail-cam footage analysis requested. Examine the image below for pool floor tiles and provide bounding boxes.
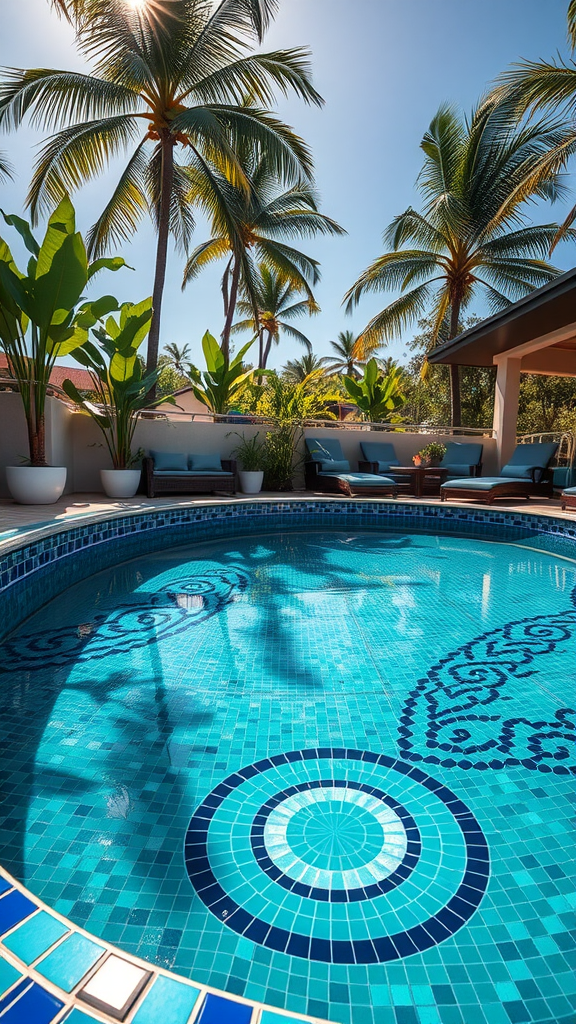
[0,528,574,1024]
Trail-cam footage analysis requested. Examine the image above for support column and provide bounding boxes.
[492,356,522,470]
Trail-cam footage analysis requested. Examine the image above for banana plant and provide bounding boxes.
[187,331,254,415]
[0,196,128,465]
[62,298,173,469]
[343,359,407,422]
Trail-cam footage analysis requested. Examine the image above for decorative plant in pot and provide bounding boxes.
[62,298,174,498]
[413,442,447,467]
[229,432,267,494]
[0,198,128,503]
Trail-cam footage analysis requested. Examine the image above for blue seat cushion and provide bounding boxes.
[506,441,558,470]
[306,437,344,462]
[500,463,538,480]
[153,470,230,476]
[563,486,576,495]
[318,472,396,486]
[443,463,475,476]
[320,459,350,472]
[189,453,222,471]
[360,442,400,471]
[441,477,530,490]
[440,442,483,469]
[150,450,187,471]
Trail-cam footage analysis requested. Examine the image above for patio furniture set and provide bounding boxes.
[142,439,572,506]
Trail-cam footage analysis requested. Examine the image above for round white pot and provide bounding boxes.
[239,470,264,495]
[6,466,67,505]
[100,468,141,499]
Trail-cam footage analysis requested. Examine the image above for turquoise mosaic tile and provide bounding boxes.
[0,517,574,1024]
[0,955,21,997]
[3,911,69,964]
[63,1011,105,1023]
[131,974,201,1023]
[35,933,104,992]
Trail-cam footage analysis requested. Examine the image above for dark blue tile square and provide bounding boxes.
[503,1001,531,1023]
[0,891,37,935]
[195,993,252,1024]
[0,982,63,1024]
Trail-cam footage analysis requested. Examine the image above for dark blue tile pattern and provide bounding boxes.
[184,748,489,964]
[0,892,37,936]
[0,978,63,1023]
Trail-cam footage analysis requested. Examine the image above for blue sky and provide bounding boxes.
[0,0,573,369]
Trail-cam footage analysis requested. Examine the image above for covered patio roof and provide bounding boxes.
[428,268,576,468]
[429,267,576,377]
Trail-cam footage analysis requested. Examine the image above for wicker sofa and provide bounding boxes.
[143,450,236,498]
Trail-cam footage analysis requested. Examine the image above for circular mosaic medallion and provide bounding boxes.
[184,749,489,963]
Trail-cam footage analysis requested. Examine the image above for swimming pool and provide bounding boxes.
[1,517,575,1024]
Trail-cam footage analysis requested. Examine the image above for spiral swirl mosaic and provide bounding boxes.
[185,748,490,963]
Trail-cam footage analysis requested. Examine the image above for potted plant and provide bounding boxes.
[230,432,267,494]
[414,441,447,467]
[62,298,174,498]
[0,198,127,503]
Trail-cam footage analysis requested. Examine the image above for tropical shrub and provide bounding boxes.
[229,432,267,472]
[187,332,254,415]
[343,359,406,422]
[62,298,171,469]
[0,196,127,465]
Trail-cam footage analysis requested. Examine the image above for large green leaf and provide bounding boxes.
[34,227,88,330]
[87,255,131,280]
[110,351,137,382]
[202,330,225,374]
[0,211,39,257]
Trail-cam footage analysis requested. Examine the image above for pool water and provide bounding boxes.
[0,529,574,1024]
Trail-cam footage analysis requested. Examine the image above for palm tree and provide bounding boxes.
[164,342,190,374]
[233,264,319,368]
[344,100,567,425]
[0,152,13,181]
[182,146,344,358]
[324,329,378,377]
[0,0,322,377]
[282,352,328,382]
[492,0,576,245]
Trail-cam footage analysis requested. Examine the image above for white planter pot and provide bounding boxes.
[5,466,67,505]
[239,470,264,495]
[100,469,141,499]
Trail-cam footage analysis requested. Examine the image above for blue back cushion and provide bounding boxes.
[320,460,350,473]
[507,442,558,469]
[150,450,187,471]
[189,453,222,471]
[306,437,344,462]
[440,442,483,468]
[360,441,400,468]
[500,464,535,479]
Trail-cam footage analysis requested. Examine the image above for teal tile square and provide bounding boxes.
[412,986,435,1006]
[64,1011,104,1023]
[36,932,104,992]
[260,1014,311,1024]
[391,984,412,1005]
[371,984,390,1006]
[3,911,69,965]
[132,975,201,1024]
[0,955,22,998]
[416,1009,442,1024]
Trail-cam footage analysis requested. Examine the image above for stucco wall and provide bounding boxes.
[0,393,498,495]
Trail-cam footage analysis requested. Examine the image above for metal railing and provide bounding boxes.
[517,429,576,487]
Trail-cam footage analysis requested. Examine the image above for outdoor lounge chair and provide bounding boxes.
[561,486,576,511]
[440,441,558,504]
[359,440,483,480]
[143,450,236,498]
[305,437,398,497]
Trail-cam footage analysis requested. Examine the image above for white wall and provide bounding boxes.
[0,392,497,495]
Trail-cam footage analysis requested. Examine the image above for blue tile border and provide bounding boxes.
[1,498,575,642]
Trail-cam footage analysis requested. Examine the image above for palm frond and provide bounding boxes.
[86,139,149,257]
[182,237,230,285]
[0,68,139,131]
[355,282,438,348]
[344,251,442,311]
[182,49,323,109]
[27,114,142,221]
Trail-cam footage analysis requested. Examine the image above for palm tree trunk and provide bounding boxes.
[146,132,175,386]
[221,254,241,362]
[448,298,462,428]
[262,330,273,369]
